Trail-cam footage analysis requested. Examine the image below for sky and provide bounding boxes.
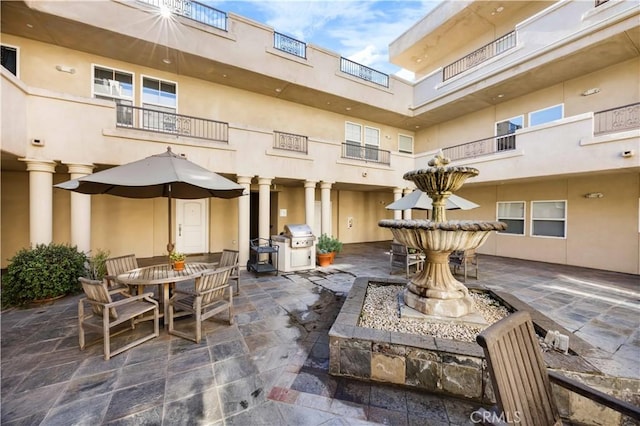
[205,1,441,80]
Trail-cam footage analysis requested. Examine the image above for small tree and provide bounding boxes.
[2,243,87,306]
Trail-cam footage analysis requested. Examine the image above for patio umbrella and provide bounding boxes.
[385,190,479,211]
[55,146,246,253]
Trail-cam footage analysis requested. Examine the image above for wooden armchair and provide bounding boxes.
[168,266,235,344]
[476,311,640,425]
[390,242,424,278]
[105,254,138,294]
[449,248,478,282]
[219,249,240,295]
[78,277,159,360]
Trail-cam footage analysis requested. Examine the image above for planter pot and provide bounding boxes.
[329,251,336,264]
[173,260,185,271]
[317,252,332,267]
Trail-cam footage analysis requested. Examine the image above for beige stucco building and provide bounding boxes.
[1,0,639,273]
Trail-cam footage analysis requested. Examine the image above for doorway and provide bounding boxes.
[175,199,209,254]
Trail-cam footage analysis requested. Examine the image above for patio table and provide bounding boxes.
[117,262,211,327]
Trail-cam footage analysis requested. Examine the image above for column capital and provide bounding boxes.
[237,176,253,185]
[18,158,57,173]
[64,163,95,175]
[304,180,317,188]
[393,187,404,196]
[320,181,333,190]
[257,177,273,186]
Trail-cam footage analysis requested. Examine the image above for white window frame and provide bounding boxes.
[92,64,134,101]
[398,134,414,154]
[531,200,567,239]
[528,104,564,127]
[496,201,526,236]
[1,44,19,78]
[364,126,380,161]
[345,121,362,145]
[92,64,134,126]
[141,74,178,132]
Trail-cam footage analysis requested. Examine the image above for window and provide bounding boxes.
[1,45,18,76]
[364,126,380,161]
[495,115,522,152]
[344,122,380,161]
[398,134,413,154]
[531,201,566,238]
[497,202,525,235]
[345,122,362,158]
[93,65,134,126]
[529,104,563,127]
[142,76,177,132]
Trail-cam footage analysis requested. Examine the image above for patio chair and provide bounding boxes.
[449,248,478,282]
[168,265,235,343]
[78,277,159,360]
[389,242,424,278]
[219,249,240,295]
[105,253,138,294]
[476,311,640,425]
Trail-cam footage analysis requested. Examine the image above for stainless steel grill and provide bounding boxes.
[282,224,315,248]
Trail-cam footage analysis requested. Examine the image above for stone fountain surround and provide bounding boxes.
[328,277,639,425]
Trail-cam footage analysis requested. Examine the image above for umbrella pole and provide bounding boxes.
[167,185,174,254]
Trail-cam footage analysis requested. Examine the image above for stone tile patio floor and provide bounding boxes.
[1,241,638,425]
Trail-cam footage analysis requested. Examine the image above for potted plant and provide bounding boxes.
[327,235,343,264]
[169,251,187,271]
[316,234,333,267]
[85,248,110,281]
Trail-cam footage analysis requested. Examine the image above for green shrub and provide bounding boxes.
[2,243,88,306]
[316,233,342,254]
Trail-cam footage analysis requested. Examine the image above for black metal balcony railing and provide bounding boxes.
[340,58,389,88]
[273,131,308,154]
[274,32,306,59]
[594,102,640,136]
[595,0,610,6]
[116,105,229,142]
[137,0,227,31]
[341,143,391,165]
[443,31,517,81]
[441,134,517,161]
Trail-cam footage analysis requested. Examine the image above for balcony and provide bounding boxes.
[443,31,516,81]
[442,134,516,161]
[594,102,640,136]
[273,32,306,59]
[116,105,229,142]
[340,58,389,88]
[273,131,308,154]
[341,143,391,165]
[136,0,227,30]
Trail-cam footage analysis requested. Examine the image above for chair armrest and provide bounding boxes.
[548,371,640,420]
[106,292,159,308]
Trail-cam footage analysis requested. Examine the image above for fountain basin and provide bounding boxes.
[379,220,507,317]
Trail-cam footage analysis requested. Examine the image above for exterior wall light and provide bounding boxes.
[584,192,604,199]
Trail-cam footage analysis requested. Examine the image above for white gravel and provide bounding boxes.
[358,284,510,342]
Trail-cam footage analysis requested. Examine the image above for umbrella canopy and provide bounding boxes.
[55,147,246,252]
[385,190,479,211]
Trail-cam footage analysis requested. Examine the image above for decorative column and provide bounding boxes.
[19,159,57,245]
[320,181,333,236]
[304,180,317,233]
[66,164,94,254]
[237,176,252,270]
[403,188,413,220]
[393,188,403,220]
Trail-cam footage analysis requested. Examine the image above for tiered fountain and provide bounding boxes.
[379,152,507,318]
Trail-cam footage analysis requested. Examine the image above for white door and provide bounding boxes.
[176,199,209,254]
